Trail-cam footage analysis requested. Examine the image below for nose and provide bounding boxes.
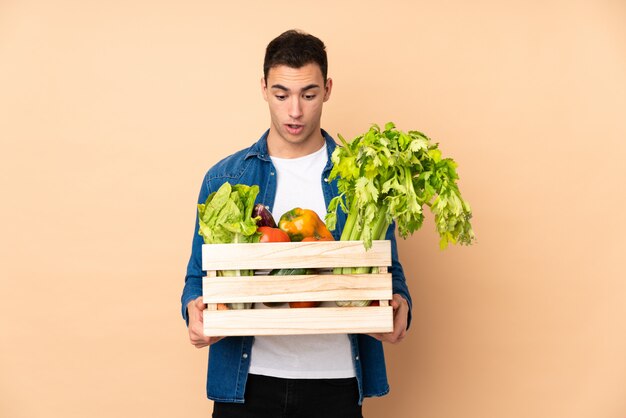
[288,97,303,119]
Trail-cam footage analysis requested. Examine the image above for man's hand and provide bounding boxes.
[368,294,408,344]
[187,296,224,348]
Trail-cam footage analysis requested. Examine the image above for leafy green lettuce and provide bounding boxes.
[198,182,260,245]
[197,182,260,309]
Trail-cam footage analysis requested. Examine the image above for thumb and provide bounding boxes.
[195,296,207,311]
[193,296,206,311]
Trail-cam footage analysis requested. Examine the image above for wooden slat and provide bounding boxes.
[376,266,389,307]
[202,240,391,271]
[203,273,392,303]
[203,306,393,336]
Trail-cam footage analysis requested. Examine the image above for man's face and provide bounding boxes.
[262,63,332,157]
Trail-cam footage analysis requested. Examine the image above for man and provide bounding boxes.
[181,30,412,417]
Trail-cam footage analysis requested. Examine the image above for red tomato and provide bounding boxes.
[289,301,321,308]
[258,226,290,243]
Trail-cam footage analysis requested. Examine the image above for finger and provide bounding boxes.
[194,335,223,348]
[393,329,406,343]
[195,297,207,311]
[191,327,205,341]
[190,323,208,342]
[191,336,207,347]
[190,332,210,347]
[388,331,404,344]
[390,316,406,342]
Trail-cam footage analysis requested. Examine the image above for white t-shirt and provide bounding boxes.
[248,143,356,379]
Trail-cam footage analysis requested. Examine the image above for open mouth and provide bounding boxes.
[285,124,304,135]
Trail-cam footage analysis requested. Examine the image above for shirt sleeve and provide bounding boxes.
[180,174,212,326]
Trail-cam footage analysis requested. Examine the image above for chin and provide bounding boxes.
[282,131,309,144]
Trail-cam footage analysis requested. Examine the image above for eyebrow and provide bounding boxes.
[270,83,321,92]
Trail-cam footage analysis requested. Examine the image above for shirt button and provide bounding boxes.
[242,353,248,359]
[324,178,329,182]
[270,172,275,176]
[355,356,359,361]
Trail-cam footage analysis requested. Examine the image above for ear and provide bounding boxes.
[261,76,268,102]
[323,78,333,102]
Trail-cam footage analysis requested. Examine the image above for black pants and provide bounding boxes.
[212,374,363,418]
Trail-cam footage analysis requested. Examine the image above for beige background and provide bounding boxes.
[1,0,625,417]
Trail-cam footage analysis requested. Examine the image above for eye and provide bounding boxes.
[275,95,287,101]
[303,94,316,100]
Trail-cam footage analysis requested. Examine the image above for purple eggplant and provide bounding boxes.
[252,203,277,228]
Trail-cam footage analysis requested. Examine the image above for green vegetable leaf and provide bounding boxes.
[355,177,379,204]
[197,182,260,245]
[327,122,475,250]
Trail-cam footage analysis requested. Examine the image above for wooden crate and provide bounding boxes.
[202,240,393,336]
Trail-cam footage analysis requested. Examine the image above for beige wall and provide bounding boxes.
[1,0,625,417]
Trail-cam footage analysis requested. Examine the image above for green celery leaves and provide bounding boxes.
[325,122,475,250]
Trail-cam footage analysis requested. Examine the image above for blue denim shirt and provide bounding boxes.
[181,129,412,405]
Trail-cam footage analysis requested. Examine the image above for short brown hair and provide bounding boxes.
[263,30,328,83]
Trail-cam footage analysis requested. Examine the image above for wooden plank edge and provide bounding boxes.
[202,274,392,303]
[202,240,391,271]
[203,306,393,336]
